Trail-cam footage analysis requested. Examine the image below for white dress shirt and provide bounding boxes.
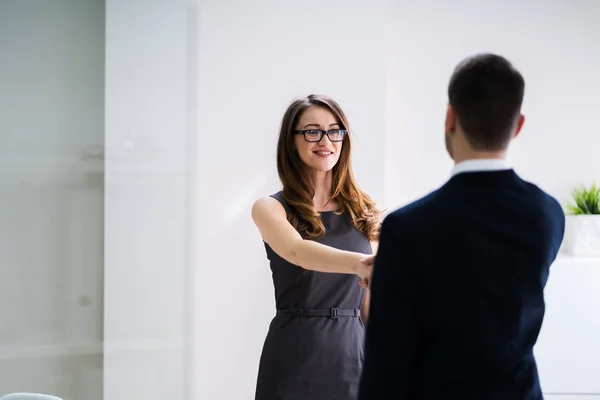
[450,159,511,177]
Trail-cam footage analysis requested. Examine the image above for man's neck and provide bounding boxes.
[452,150,507,165]
[451,158,511,177]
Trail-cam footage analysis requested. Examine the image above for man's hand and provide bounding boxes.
[361,254,376,267]
[358,255,376,289]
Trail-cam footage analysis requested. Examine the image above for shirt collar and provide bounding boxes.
[451,159,511,177]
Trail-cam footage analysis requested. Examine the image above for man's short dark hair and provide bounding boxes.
[448,53,525,151]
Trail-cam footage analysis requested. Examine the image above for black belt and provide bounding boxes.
[276,308,360,319]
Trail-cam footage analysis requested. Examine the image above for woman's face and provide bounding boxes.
[293,106,345,173]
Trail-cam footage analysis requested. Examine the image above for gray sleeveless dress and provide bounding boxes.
[255,191,372,400]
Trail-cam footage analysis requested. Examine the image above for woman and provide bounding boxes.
[252,94,381,400]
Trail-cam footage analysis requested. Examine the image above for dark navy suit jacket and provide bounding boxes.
[359,168,565,400]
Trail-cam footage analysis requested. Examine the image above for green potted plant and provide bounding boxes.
[565,182,600,256]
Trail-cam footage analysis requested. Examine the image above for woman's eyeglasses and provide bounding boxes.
[294,129,347,142]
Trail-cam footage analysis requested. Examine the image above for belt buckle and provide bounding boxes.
[330,308,339,320]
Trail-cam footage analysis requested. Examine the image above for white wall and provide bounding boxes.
[536,256,600,397]
[193,1,387,399]
[0,0,104,399]
[104,1,193,400]
[384,0,600,210]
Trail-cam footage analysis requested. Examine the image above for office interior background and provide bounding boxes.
[0,0,599,399]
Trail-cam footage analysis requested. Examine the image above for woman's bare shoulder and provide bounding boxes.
[251,196,286,221]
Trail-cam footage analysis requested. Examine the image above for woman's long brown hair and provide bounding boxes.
[276,94,381,241]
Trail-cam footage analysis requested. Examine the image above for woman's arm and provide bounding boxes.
[251,196,371,279]
[360,241,379,324]
[361,290,371,324]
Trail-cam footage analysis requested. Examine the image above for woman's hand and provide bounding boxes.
[357,255,375,289]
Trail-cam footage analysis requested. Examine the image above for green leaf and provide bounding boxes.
[565,182,600,215]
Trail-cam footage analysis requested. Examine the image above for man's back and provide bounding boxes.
[359,169,565,399]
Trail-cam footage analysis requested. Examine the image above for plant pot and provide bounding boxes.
[566,215,600,256]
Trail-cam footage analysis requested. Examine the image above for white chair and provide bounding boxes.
[0,394,62,400]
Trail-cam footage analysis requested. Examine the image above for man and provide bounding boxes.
[358,54,565,399]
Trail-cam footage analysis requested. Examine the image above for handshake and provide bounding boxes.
[357,254,375,289]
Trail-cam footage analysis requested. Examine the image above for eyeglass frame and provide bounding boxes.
[293,129,348,142]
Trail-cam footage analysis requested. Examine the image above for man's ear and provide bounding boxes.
[445,104,457,136]
[513,114,525,139]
